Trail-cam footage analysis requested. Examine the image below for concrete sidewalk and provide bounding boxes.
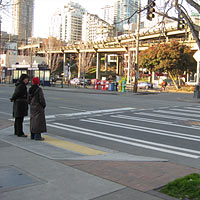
[1,123,200,200]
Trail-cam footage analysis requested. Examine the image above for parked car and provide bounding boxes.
[70,78,81,85]
[80,79,91,86]
[138,82,151,89]
[185,81,196,86]
[70,78,91,86]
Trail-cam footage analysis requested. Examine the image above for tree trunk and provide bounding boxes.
[168,71,179,90]
[150,69,153,88]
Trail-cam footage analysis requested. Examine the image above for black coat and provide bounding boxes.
[28,85,47,134]
[11,81,28,118]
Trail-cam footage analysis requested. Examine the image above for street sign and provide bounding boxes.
[193,50,200,62]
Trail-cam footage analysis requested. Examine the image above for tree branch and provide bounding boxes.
[175,4,200,50]
[185,0,200,14]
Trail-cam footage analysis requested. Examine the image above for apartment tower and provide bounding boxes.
[114,0,139,34]
[12,0,34,44]
[49,2,85,43]
[101,5,114,25]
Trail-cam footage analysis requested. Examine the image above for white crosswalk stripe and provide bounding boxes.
[154,110,200,118]
[0,98,8,101]
[80,118,200,141]
[20,107,136,121]
[111,114,200,130]
[46,105,200,159]
[171,108,200,114]
[134,112,200,121]
[184,107,200,111]
[47,123,200,159]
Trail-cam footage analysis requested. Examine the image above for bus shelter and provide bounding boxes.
[8,64,51,86]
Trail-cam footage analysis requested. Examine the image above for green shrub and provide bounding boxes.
[160,173,200,200]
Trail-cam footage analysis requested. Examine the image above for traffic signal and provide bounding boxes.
[147,0,156,21]
[177,13,185,30]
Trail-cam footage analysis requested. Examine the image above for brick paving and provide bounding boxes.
[60,160,200,192]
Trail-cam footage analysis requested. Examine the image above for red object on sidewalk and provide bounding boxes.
[95,80,100,90]
[101,81,106,90]
[105,81,110,90]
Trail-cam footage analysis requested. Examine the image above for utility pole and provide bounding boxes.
[0,16,1,54]
[0,15,2,82]
[0,1,1,53]
[133,2,141,93]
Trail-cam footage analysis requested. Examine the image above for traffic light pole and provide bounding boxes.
[0,16,2,82]
[133,2,141,93]
[147,0,155,21]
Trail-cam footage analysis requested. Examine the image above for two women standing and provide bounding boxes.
[11,74,46,140]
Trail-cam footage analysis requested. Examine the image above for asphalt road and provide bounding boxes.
[1,85,200,169]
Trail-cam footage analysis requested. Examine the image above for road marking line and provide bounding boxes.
[47,123,200,159]
[157,107,170,109]
[20,107,135,121]
[59,107,87,111]
[0,111,12,116]
[171,108,200,114]
[0,98,8,101]
[43,135,107,156]
[135,112,200,121]
[81,118,200,141]
[56,107,135,116]
[54,123,200,155]
[155,110,200,118]
[184,107,200,111]
[111,115,200,130]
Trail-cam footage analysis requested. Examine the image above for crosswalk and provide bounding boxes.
[47,105,200,159]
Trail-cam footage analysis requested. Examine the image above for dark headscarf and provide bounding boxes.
[15,74,29,86]
[19,74,29,82]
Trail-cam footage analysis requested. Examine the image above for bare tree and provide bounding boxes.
[155,0,200,49]
[78,43,95,84]
[42,37,64,73]
[185,0,200,13]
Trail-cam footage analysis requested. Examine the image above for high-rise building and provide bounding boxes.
[114,0,139,34]
[12,0,34,44]
[49,9,62,40]
[82,13,114,42]
[49,2,85,44]
[62,2,85,43]
[101,5,114,25]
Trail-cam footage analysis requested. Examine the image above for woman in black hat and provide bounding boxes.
[10,74,29,137]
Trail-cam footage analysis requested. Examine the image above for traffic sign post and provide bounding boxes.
[193,51,200,98]
[193,50,200,85]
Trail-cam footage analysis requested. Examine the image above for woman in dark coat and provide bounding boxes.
[10,74,29,137]
[28,77,46,140]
